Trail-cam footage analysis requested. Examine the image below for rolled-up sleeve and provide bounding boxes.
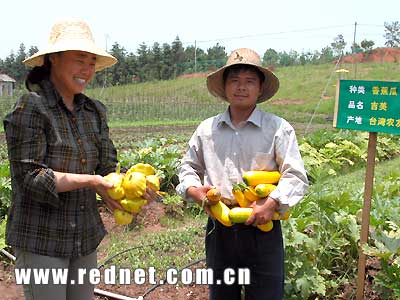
[176,131,205,199]
[4,96,60,207]
[269,122,308,211]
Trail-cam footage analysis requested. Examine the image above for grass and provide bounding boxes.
[109,119,201,128]
[98,211,208,278]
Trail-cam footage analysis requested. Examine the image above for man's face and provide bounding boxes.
[224,69,262,109]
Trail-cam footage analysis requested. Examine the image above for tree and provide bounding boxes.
[383,21,400,47]
[318,46,334,63]
[171,36,185,77]
[149,42,163,80]
[28,46,39,56]
[360,39,375,52]
[351,42,362,54]
[183,45,206,73]
[278,50,298,66]
[136,42,151,82]
[206,43,227,69]
[331,34,346,57]
[108,42,129,85]
[263,48,279,66]
[299,51,313,65]
[160,43,174,80]
[2,52,16,79]
[14,43,28,82]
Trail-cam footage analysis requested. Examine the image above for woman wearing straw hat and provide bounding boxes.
[3,19,135,300]
[177,48,308,299]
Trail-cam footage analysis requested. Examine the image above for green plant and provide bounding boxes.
[161,194,185,218]
[363,221,400,298]
[118,137,184,194]
[300,129,400,183]
[0,160,11,220]
[0,216,7,250]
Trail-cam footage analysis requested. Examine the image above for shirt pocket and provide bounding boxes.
[250,152,277,171]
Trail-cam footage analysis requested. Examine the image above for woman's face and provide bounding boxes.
[50,50,96,100]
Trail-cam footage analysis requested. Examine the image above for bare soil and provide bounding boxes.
[341,47,400,64]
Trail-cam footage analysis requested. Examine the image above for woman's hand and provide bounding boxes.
[90,175,124,211]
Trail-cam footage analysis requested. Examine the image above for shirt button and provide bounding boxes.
[80,205,85,210]
[233,152,237,156]
[70,222,76,228]
[235,132,239,135]
[81,158,86,164]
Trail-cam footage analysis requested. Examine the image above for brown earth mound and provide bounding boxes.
[341,47,400,63]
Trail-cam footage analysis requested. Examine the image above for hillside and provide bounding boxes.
[0,61,399,134]
[342,47,400,63]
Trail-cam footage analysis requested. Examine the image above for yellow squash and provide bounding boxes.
[257,221,274,232]
[210,201,233,227]
[120,198,147,213]
[272,210,291,220]
[206,188,222,205]
[103,163,125,200]
[122,171,146,198]
[229,207,253,223]
[114,209,134,225]
[146,174,160,191]
[254,183,276,198]
[232,184,252,208]
[243,170,281,186]
[243,186,261,202]
[127,163,156,176]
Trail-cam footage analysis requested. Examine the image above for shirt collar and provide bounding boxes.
[217,106,263,128]
[39,79,90,111]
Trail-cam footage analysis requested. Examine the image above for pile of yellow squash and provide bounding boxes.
[208,170,290,232]
[103,163,161,225]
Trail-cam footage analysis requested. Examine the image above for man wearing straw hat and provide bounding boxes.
[3,19,153,300]
[177,48,308,299]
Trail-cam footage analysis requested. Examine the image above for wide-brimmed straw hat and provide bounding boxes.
[23,19,117,72]
[206,48,279,103]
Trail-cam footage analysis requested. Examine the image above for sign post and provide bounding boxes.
[355,131,376,300]
[334,79,400,300]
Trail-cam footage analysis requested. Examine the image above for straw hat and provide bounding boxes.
[23,19,117,72]
[206,48,279,103]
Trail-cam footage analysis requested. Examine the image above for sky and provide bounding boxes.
[1,0,399,60]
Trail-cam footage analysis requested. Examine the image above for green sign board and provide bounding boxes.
[334,79,400,134]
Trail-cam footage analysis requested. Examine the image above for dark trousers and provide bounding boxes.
[205,218,284,300]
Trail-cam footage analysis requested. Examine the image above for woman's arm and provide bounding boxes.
[53,171,123,211]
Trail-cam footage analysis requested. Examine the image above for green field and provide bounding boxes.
[1,62,399,131]
[0,62,399,299]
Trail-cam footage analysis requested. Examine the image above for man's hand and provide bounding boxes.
[186,186,214,215]
[245,197,279,226]
[143,187,162,203]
